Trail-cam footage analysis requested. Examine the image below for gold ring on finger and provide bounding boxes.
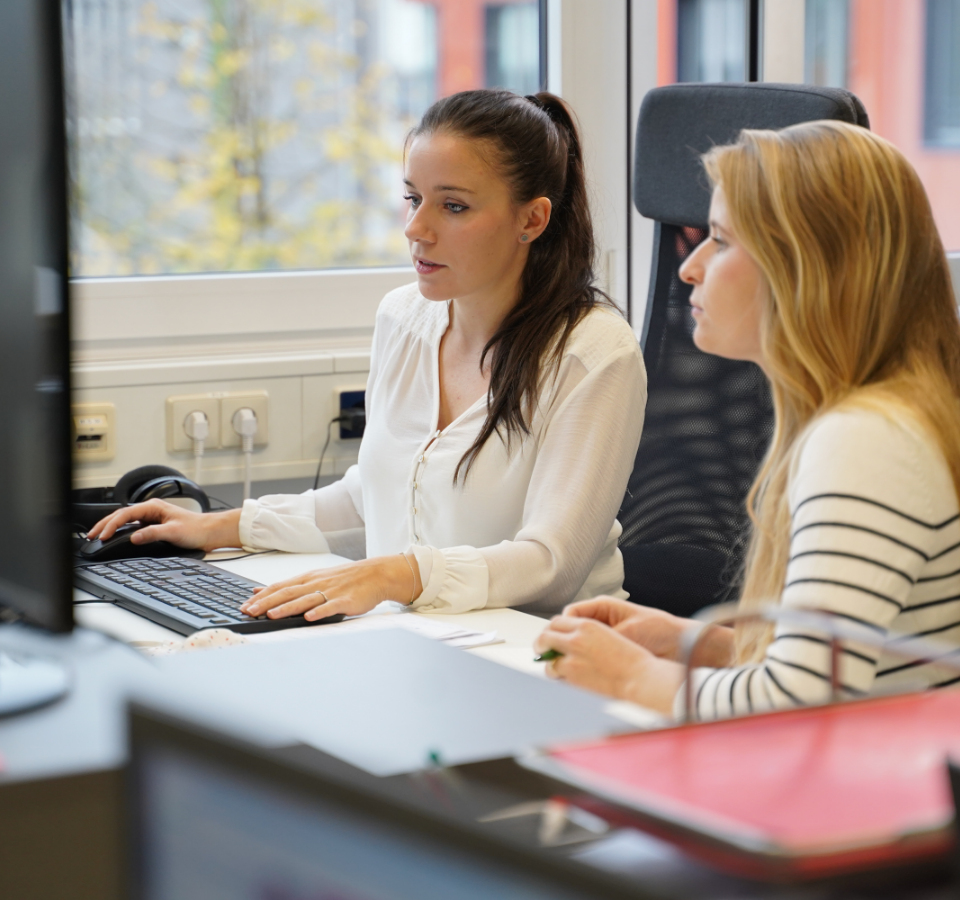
[313,590,330,603]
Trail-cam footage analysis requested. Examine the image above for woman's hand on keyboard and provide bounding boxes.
[87,500,242,552]
[239,553,422,622]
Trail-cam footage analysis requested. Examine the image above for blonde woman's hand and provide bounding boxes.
[240,554,420,623]
[533,615,684,715]
[563,597,690,661]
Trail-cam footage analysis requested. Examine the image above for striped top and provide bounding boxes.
[681,406,960,721]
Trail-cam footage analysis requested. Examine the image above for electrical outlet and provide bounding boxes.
[72,402,115,461]
[220,391,269,448]
[166,394,221,452]
[337,388,366,440]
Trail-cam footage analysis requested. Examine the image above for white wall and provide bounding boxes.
[761,0,806,83]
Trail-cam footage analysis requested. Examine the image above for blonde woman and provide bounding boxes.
[535,120,960,719]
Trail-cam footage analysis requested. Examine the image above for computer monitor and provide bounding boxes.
[0,0,75,712]
[127,705,643,900]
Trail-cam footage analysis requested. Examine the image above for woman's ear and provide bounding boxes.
[518,197,552,243]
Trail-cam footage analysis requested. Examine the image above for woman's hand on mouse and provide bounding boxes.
[87,500,242,553]
[240,553,422,622]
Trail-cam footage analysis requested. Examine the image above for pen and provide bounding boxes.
[533,649,562,662]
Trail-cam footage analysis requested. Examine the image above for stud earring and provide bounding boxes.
[520,234,529,242]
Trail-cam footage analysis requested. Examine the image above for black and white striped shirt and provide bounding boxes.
[682,407,960,721]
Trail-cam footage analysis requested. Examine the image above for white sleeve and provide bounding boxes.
[410,343,646,614]
[238,465,366,554]
[676,410,944,721]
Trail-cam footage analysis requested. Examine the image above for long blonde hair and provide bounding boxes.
[702,121,960,663]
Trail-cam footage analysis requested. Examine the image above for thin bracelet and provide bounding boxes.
[399,552,417,605]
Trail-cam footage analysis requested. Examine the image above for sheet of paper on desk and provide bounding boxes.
[247,612,503,650]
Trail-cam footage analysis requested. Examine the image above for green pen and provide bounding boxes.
[533,649,562,663]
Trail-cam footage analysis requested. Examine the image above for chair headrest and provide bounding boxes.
[634,82,870,227]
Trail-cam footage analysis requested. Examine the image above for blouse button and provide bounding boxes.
[412,481,418,489]
[412,507,417,514]
[435,429,441,438]
[418,455,424,462]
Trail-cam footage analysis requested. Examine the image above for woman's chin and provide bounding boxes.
[416,277,453,302]
[691,325,712,354]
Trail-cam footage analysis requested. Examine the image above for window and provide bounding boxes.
[66,0,541,278]
[804,0,848,89]
[800,0,960,252]
[925,0,960,147]
[676,0,746,84]
[486,3,540,95]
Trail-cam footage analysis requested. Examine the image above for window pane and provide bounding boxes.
[925,0,960,147]
[803,0,960,252]
[486,4,540,95]
[804,0,848,88]
[66,0,541,277]
[677,0,746,84]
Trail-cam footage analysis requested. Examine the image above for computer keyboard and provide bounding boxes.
[74,557,344,635]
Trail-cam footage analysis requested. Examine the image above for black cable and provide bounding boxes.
[313,410,366,490]
[314,415,346,490]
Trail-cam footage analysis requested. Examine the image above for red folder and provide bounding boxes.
[522,689,960,880]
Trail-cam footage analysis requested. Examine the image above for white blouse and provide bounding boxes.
[239,282,646,616]
[680,405,960,720]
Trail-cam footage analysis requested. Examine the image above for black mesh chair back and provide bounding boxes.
[620,83,870,617]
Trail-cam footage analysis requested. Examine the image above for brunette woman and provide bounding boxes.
[89,90,646,620]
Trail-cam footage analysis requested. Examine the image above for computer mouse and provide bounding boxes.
[77,523,204,563]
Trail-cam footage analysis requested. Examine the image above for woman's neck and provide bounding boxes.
[447,288,519,355]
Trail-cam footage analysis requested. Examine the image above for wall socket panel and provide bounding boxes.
[166,391,270,452]
[166,394,222,452]
[220,391,269,448]
[72,402,115,461]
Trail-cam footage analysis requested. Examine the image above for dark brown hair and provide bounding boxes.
[408,89,616,481]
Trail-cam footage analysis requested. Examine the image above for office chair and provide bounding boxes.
[619,83,870,618]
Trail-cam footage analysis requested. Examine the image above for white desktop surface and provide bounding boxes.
[74,551,661,729]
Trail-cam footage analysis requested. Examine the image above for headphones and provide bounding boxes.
[72,464,212,532]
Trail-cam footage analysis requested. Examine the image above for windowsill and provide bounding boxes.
[71,266,416,364]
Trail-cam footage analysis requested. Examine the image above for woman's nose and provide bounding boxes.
[404,205,434,244]
[679,238,709,285]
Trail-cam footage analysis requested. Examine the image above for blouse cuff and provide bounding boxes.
[408,544,489,614]
[239,497,331,554]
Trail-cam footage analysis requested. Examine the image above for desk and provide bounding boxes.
[73,551,661,730]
